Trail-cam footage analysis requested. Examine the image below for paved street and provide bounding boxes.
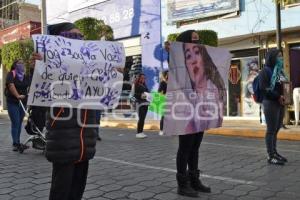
[0,118,300,200]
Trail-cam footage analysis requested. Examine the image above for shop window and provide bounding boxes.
[228,60,242,116]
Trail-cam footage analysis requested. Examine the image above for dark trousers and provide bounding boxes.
[263,100,284,157]
[160,116,164,131]
[7,102,25,145]
[137,104,148,133]
[176,132,204,174]
[49,161,89,200]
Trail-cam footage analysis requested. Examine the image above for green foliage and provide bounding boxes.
[74,17,114,41]
[167,30,218,46]
[1,40,34,72]
[167,33,179,42]
[197,30,218,47]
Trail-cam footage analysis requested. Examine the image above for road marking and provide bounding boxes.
[202,142,300,153]
[94,156,255,185]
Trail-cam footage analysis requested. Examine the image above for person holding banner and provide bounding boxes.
[158,70,168,135]
[38,22,98,200]
[5,60,31,151]
[134,73,149,139]
[175,30,212,197]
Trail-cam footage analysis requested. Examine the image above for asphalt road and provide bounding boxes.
[0,119,300,200]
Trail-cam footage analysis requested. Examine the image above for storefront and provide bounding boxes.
[228,50,260,118]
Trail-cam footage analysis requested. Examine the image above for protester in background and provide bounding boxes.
[95,110,102,141]
[134,73,149,139]
[5,60,30,151]
[259,49,288,165]
[158,70,168,135]
[41,22,97,200]
[174,30,211,198]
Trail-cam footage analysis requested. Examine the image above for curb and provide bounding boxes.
[101,121,300,141]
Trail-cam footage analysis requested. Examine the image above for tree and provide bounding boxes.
[1,40,33,72]
[74,17,114,41]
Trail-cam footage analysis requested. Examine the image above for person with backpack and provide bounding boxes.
[5,60,31,152]
[258,49,288,165]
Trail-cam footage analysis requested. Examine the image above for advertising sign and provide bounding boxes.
[167,0,239,23]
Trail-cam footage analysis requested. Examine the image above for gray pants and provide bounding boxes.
[262,100,284,157]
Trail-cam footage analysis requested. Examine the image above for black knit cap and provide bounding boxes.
[48,22,76,35]
[176,30,196,43]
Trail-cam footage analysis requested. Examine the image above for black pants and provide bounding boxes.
[49,161,89,200]
[176,132,204,174]
[160,116,164,131]
[137,104,148,133]
[263,100,284,157]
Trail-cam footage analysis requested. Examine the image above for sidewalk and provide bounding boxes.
[101,114,300,141]
[1,111,300,141]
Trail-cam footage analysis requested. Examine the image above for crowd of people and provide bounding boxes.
[4,24,289,199]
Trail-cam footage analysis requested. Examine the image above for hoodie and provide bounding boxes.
[258,49,282,101]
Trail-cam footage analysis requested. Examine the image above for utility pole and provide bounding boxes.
[275,1,282,51]
[41,0,47,34]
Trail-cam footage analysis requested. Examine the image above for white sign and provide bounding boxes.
[28,34,125,110]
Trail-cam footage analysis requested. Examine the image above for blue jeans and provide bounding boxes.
[7,102,25,145]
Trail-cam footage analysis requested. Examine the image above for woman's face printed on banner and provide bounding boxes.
[184,43,205,89]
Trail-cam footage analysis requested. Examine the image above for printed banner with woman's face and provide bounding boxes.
[163,42,231,136]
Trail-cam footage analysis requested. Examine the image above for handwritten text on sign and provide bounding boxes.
[27,34,125,109]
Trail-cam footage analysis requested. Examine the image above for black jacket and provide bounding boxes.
[134,83,149,103]
[45,108,97,163]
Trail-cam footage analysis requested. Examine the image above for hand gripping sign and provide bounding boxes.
[28,35,125,110]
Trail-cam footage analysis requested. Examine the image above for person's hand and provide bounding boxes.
[17,95,26,100]
[30,53,43,66]
[141,93,147,99]
[114,67,124,73]
[278,95,285,105]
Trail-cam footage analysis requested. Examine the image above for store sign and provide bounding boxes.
[167,0,239,23]
[229,64,241,85]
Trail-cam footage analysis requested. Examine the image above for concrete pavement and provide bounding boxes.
[0,118,300,200]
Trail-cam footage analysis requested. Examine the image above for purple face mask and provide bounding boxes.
[60,31,84,40]
[15,63,25,81]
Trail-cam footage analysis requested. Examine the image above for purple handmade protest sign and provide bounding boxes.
[27,34,125,110]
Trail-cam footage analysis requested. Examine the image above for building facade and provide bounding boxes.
[0,0,41,111]
[47,0,163,92]
[161,0,300,121]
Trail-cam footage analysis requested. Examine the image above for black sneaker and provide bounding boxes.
[268,156,285,165]
[12,144,19,152]
[274,152,288,162]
